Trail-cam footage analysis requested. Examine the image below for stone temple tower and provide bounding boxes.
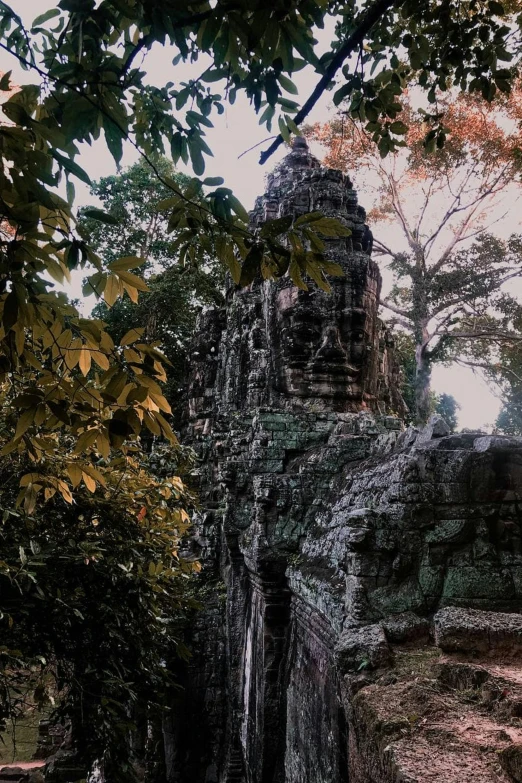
[171,139,522,783]
[186,137,405,433]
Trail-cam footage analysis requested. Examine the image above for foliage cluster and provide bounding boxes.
[83,158,226,417]
[0,0,522,774]
[0,443,198,780]
[307,90,522,422]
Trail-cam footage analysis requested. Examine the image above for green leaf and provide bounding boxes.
[52,149,92,185]
[277,73,298,95]
[82,208,120,225]
[104,118,125,165]
[2,290,18,332]
[294,212,323,226]
[389,121,408,135]
[203,177,225,186]
[278,116,291,143]
[260,215,293,237]
[286,117,302,136]
[228,195,249,223]
[171,132,183,163]
[66,179,75,205]
[187,110,213,128]
[259,104,275,128]
[321,261,344,276]
[188,140,205,176]
[312,217,351,237]
[333,83,353,106]
[239,246,263,287]
[0,71,11,91]
[32,8,61,28]
[201,68,228,83]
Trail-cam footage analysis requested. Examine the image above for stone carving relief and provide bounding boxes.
[173,139,522,783]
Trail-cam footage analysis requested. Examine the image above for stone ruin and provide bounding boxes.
[167,139,522,783]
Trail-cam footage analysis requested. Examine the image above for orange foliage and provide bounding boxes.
[306,87,522,182]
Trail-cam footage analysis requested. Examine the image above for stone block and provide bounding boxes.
[369,578,426,616]
[384,415,402,430]
[381,611,430,644]
[248,459,284,474]
[434,606,522,655]
[335,623,392,671]
[443,566,515,602]
[474,435,522,452]
[415,414,451,444]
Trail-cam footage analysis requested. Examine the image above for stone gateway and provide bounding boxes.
[170,140,522,783]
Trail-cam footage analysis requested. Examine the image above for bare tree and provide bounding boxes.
[307,91,522,422]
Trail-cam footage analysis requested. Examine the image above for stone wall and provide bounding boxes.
[172,140,522,783]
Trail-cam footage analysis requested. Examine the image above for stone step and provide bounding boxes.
[434,607,522,656]
[346,648,522,782]
[0,764,44,783]
[436,658,522,719]
[225,749,245,782]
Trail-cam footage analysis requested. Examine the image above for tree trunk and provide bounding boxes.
[414,342,432,425]
[411,265,432,426]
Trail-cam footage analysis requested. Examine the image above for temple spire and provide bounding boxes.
[292,135,309,150]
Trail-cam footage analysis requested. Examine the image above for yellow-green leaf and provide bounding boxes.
[67,463,83,488]
[82,472,96,493]
[108,256,144,272]
[78,349,92,376]
[120,327,145,346]
[104,275,122,307]
[115,270,149,292]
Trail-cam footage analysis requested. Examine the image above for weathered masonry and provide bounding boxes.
[171,139,522,783]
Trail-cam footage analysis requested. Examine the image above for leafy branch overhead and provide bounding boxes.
[0,0,520,777]
[0,0,518,537]
[161,176,348,291]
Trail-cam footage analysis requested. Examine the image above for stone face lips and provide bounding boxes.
[173,141,522,783]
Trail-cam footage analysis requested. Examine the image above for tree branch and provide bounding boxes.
[379,298,411,319]
[388,172,420,255]
[424,162,512,273]
[259,0,397,165]
[372,238,397,258]
[120,8,217,77]
[455,358,522,387]
[415,178,436,238]
[448,330,522,341]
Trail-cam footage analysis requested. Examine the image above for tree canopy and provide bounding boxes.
[83,158,225,417]
[307,89,522,422]
[1,0,522,775]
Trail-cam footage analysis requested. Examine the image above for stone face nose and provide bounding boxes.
[313,326,348,364]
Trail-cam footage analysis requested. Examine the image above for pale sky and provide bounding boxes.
[4,0,515,431]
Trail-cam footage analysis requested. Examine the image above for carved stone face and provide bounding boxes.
[271,281,374,405]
